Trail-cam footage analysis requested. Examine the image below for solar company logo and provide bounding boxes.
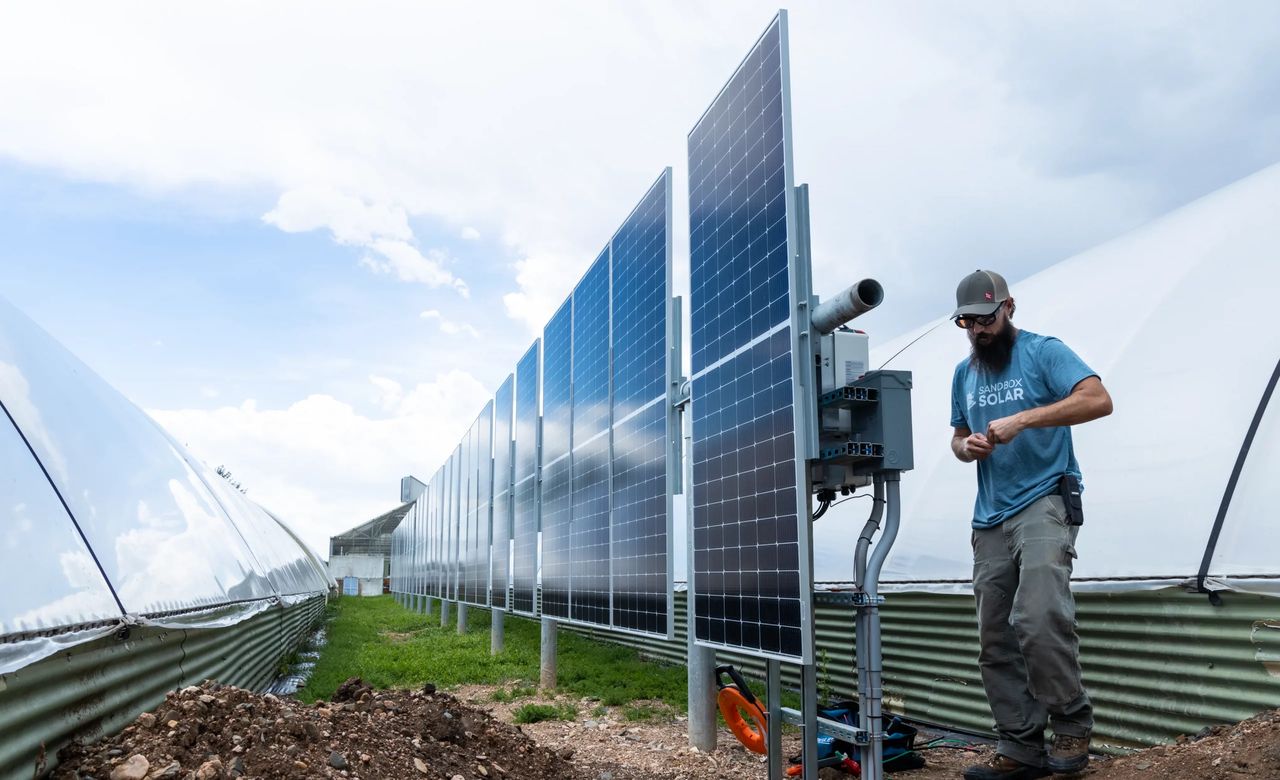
[984,291,993,301]
[975,378,1025,408]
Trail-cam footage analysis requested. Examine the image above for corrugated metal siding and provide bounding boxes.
[0,596,325,780]
[556,589,1280,752]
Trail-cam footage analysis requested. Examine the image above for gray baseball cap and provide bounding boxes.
[952,270,1009,318]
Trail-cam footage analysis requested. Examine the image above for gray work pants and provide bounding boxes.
[972,494,1093,767]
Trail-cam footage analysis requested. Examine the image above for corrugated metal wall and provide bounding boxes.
[558,588,1280,752]
[0,596,326,780]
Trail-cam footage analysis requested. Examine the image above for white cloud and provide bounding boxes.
[460,226,480,241]
[1,2,1269,338]
[419,309,481,338]
[149,370,488,554]
[263,187,412,246]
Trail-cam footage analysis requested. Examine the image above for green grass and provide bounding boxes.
[513,702,578,723]
[298,596,689,711]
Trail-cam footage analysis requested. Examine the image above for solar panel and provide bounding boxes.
[570,250,612,626]
[687,12,813,662]
[491,375,514,610]
[449,444,461,600]
[511,342,540,616]
[540,299,574,619]
[461,402,493,607]
[609,171,674,637]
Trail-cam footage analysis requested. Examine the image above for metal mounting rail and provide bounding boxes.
[780,707,871,745]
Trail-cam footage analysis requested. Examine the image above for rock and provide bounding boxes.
[107,748,125,757]
[228,756,245,777]
[148,761,182,779]
[194,758,222,780]
[292,760,309,770]
[452,775,465,780]
[477,765,488,777]
[180,686,201,696]
[360,753,371,763]
[413,757,430,774]
[1136,761,1153,770]
[165,720,179,729]
[199,695,216,705]
[328,751,348,769]
[137,713,157,729]
[302,722,322,741]
[422,683,437,695]
[109,754,150,780]
[596,772,614,780]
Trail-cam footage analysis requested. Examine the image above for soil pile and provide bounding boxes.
[54,678,671,780]
[1087,709,1280,780]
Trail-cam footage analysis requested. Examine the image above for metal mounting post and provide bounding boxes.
[456,602,468,635]
[491,608,504,654]
[767,659,783,780]
[540,617,558,689]
[439,599,451,628]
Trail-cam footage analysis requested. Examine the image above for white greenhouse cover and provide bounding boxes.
[0,299,331,672]
[812,162,1280,595]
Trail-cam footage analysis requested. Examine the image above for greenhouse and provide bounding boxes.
[0,297,331,778]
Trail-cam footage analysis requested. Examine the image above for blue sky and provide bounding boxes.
[2,1,1279,553]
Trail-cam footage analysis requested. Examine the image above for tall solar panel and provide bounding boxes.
[467,400,493,607]
[569,250,612,626]
[491,375,514,610]
[540,299,574,620]
[687,12,813,662]
[511,342,541,615]
[610,170,675,637]
[449,444,462,600]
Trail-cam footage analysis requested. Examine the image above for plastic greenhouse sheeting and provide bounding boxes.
[811,161,1280,594]
[0,296,330,673]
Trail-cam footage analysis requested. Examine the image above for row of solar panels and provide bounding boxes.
[391,171,677,638]
[392,13,816,661]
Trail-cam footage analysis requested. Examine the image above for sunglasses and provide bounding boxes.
[953,307,1003,329]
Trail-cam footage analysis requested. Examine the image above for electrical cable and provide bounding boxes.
[877,320,946,370]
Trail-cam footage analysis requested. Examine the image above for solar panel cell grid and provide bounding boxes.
[511,343,540,615]
[688,15,809,661]
[570,251,612,626]
[491,376,513,610]
[541,301,574,620]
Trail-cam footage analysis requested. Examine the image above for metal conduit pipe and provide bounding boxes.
[863,474,902,780]
[854,477,886,590]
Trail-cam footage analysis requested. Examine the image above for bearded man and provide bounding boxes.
[949,270,1113,780]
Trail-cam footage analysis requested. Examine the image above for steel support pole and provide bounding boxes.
[802,663,819,780]
[682,402,718,752]
[767,659,783,780]
[425,596,435,617]
[491,608,505,655]
[540,618,558,689]
[456,603,469,634]
[440,599,451,628]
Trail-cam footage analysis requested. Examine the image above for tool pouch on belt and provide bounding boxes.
[1058,474,1084,526]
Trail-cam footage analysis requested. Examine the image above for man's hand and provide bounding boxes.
[986,413,1027,445]
[961,433,995,461]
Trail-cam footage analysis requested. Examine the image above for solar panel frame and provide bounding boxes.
[491,375,514,611]
[472,400,494,607]
[608,169,676,639]
[511,341,541,616]
[686,11,816,664]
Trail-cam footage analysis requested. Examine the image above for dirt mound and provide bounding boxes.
[1086,709,1280,780]
[54,678,671,780]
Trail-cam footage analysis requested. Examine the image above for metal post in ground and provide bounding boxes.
[456,603,469,634]
[425,597,435,617]
[491,609,505,654]
[686,642,716,751]
[766,659,783,780]
[540,618,558,689]
[440,599,452,628]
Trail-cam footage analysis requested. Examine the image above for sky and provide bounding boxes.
[2,1,1279,556]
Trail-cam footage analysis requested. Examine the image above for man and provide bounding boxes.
[949,270,1113,780]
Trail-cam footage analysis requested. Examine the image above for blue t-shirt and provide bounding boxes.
[950,330,1097,529]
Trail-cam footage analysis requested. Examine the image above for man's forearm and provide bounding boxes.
[1020,383,1112,430]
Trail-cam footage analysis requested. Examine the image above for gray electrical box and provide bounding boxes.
[816,370,914,477]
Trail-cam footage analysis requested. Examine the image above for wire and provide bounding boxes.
[812,499,831,520]
[877,320,946,370]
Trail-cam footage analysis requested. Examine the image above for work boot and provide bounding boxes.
[1047,733,1090,773]
[962,754,1051,780]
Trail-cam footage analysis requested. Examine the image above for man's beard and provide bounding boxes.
[970,320,1016,373]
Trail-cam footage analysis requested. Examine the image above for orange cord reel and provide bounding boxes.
[715,665,768,754]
